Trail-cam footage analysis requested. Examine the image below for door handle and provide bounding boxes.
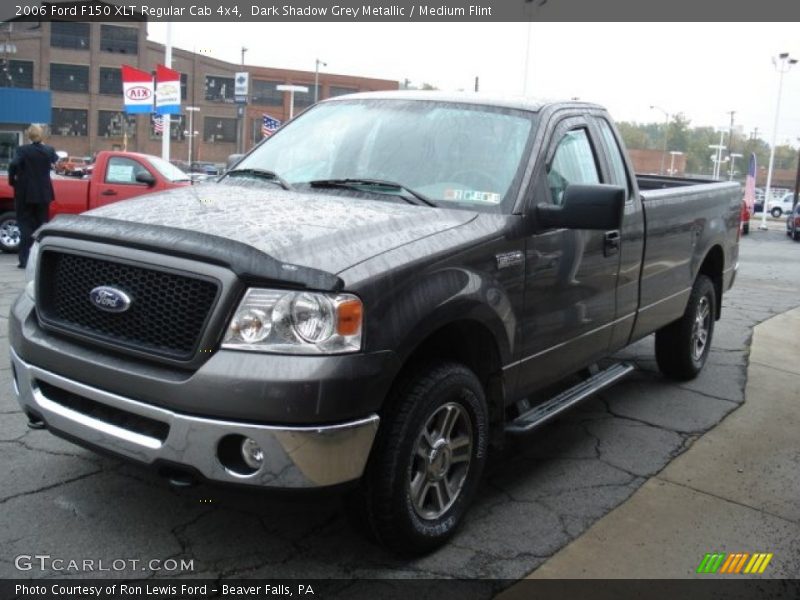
[100,189,118,196]
[603,230,620,257]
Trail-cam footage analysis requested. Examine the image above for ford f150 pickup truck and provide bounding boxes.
[9,93,741,554]
[0,150,190,253]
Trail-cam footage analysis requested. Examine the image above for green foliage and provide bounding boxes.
[617,114,798,179]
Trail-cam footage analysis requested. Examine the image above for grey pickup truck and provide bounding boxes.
[9,92,741,554]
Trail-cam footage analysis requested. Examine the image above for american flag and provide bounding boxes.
[152,114,164,134]
[743,153,756,214]
[261,114,280,138]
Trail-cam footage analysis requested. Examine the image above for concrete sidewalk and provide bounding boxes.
[501,307,800,585]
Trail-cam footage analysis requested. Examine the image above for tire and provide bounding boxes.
[655,275,716,381]
[348,361,489,555]
[742,223,749,235]
[0,211,20,254]
[793,230,800,242]
[771,207,782,218]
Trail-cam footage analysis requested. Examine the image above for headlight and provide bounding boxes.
[24,241,40,301]
[222,288,363,354]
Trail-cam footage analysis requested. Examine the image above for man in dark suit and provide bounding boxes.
[8,124,58,268]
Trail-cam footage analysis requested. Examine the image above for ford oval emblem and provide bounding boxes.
[89,286,132,313]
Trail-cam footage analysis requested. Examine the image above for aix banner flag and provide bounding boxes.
[121,65,154,114]
[155,64,181,115]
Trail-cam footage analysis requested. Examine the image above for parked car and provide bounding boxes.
[0,151,190,252]
[8,93,741,554]
[767,191,794,218]
[786,202,800,241]
[55,155,91,177]
[741,199,751,235]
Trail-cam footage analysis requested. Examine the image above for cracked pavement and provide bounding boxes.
[1,226,798,586]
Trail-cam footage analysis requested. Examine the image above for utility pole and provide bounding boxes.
[474,76,479,92]
[794,137,800,209]
[727,110,736,155]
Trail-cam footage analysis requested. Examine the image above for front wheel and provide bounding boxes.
[655,275,716,381]
[0,211,20,253]
[793,230,800,242]
[771,207,783,218]
[349,361,488,555]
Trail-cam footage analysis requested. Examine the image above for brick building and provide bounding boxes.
[627,148,686,176]
[0,20,397,164]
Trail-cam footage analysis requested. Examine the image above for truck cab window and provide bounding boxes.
[106,157,150,184]
[547,128,599,206]
[595,118,631,199]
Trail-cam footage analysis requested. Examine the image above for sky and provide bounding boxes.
[148,22,800,147]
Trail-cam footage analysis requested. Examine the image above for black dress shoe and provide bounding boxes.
[17,264,26,269]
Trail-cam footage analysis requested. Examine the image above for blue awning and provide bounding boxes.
[0,88,52,124]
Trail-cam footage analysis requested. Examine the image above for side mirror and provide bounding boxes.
[135,171,156,187]
[536,184,625,230]
[226,154,244,170]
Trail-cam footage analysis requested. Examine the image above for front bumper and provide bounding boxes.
[10,348,379,488]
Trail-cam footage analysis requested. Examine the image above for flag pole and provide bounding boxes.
[161,22,172,161]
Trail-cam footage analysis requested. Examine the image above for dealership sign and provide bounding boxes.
[121,65,154,114]
[155,64,181,115]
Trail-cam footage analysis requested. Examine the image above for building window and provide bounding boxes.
[204,75,234,103]
[0,60,33,89]
[50,63,89,93]
[180,73,188,103]
[98,111,136,139]
[328,86,358,99]
[204,116,236,143]
[98,67,122,95]
[251,79,283,106]
[52,108,88,137]
[100,25,138,54]
[51,22,90,50]
[293,84,319,109]
[150,114,185,141]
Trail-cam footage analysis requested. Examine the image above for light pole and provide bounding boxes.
[650,105,670,175]
[728,153,743,181]
[669,151,683,176]
[314,59,327,103]
[185,106,200,167]
[709,129,726,180]
[276,84,308,120]
[761,52,798,230]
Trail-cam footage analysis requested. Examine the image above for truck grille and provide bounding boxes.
[37,251,220,361]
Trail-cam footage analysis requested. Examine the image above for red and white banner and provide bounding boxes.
[155,64,181,115]
[121,65,154,114]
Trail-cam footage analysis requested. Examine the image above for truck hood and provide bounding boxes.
[85,182,477,274]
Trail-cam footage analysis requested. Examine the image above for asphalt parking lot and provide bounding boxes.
[1,225,798,585]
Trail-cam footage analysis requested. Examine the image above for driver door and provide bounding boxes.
[516,116,622,395]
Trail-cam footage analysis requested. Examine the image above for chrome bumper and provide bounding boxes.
[10,349,379,488]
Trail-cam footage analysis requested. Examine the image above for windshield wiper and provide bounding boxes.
[308,178,437,207]
[227,168,293,191]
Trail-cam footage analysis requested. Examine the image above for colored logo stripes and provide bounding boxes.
[697,552,773,574]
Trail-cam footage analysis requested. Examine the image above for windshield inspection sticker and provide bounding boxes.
[444,189,501,204]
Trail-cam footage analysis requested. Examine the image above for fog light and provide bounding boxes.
[241,438,264,470]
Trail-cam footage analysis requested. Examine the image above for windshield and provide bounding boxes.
[231,99,537,211]
[148,155,191,182]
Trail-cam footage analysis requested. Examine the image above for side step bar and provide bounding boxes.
[506,362,635,434]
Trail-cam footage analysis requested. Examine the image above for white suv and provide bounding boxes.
[767,192,795,218]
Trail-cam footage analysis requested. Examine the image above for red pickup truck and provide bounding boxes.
[1,151,191,252]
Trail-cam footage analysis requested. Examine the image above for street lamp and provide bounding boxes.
[761,52,798,230]
[728,153,743,181]
[650,105,670,175]
[709,128,727,180]
[276,84,308,120]
[314,59,327,103]
[185,106,200,167]
[669,151,683,176]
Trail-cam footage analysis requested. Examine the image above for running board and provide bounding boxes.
[505,362,635,434]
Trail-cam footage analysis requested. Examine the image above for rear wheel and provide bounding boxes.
[348,361,488,555]
[0,211,20,253]
[771,207,782,218]
[655,275,716,381]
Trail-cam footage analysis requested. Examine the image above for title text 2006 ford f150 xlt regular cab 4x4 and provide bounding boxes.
[9,93,741,554]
